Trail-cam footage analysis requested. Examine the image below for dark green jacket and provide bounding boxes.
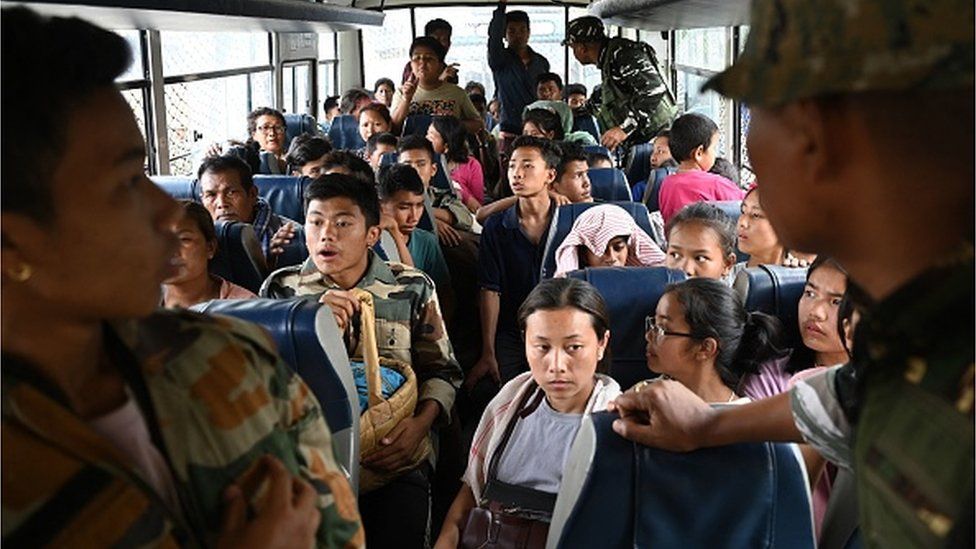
[596,37,677,144]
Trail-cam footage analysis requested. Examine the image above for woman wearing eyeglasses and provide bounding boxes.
[640,277,788,403]
[246,107,288,174]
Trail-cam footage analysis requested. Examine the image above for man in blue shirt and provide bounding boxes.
[487,0,550,139]
[469,136,559,388]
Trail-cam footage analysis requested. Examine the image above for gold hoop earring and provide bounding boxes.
[7,263,32,282]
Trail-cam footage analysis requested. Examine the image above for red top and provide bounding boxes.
[658,170,745,226]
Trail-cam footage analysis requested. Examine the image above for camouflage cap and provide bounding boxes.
[704,0,975,106]
[563,16,606,46]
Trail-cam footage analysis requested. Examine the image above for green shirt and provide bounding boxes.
[407,228,452,295]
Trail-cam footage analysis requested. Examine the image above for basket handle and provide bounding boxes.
[351,289,385,408]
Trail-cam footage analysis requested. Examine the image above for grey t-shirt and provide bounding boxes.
[495,394,583,494]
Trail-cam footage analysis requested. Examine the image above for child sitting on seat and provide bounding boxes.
[435,278,621,548]
[285,134,332,177]
[657,113,744,226]
[427,115,484,210]
[365,132,398,170]
[664,202,738,282]
[553,204,665,276]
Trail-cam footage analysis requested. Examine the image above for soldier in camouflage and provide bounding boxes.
[261,174,462,547]
[2,8,362,547]
[610,1,974,547]
[564,16,677,151]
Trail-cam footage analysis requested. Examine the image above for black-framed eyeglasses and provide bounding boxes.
[645,316,695,342]
[257,124,285,134]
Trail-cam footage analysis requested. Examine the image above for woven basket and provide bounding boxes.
[353,289,432,493]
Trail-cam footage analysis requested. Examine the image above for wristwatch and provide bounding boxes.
[620,115,638,136]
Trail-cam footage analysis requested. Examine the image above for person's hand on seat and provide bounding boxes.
[600,126,628,151]
[608,378,716,452]
[268,223,297,257]
[319,290,360,332]
[548,190,572,206]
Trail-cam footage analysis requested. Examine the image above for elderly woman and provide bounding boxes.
[247,106,289,174]
[162,200,256,308]
[554,204,666,276]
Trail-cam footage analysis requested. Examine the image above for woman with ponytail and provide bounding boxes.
[641,277,788,403]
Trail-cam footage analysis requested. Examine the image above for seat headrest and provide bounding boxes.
[625,142,653,190]
[192,297,359,489]
[210,221,268,294]
[550,412,815,548]
[254,175,307,223]
[571,115,601,142]
[402,114,432,137]
[540,202,653,280]
[327,115,366,150]
[566,266,686,389]
[283,112,318,149]
[583,145,611,158]
[152,176,199,201]
[587,168,631,202]
[706,200,748,262]
[379,151,398,167]
[733,265,809,350]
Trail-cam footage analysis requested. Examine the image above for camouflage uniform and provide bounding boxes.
[564,17,677,145]
[706,0,975,547]
[260,251,462,424]
[2,309,364,548]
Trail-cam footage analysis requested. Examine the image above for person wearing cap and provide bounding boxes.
[609,1,974,547]
[565,16,677,152]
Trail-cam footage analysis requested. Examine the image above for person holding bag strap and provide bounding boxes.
[435,278,621,548]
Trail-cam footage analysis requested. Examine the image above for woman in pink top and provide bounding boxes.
[739,256,853,540]
[427,115,484,211]
[162,200,256,308]
[657,113,744,225]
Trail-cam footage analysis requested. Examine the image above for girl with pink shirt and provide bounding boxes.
[427,115,484,212]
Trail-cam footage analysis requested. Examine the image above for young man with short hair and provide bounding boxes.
[320,150,376,186]
[488,0,550,143]
[397,135,474,246]
[656,112,744,226]
[197,154,297,260]
[565,83,588,112]
[536,72,564,101]
[392,37,482,134]
[366,132,398,170]
[401,18,459,85]
[611,1,974,546]
[469,136,559,387]
[551,141,594,203]
[377,163,453,313]
[261,174,462,548]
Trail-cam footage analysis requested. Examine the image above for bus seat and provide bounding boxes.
[625,142,652,189]
[587,168,631,202]
[191,298,359,492]
[565,267,685,390]
[152,175,198,201]
[379,230,401,263]
[583,145,612,159]
[254,175,307,223]
[733,265,809,350]
[210,221,268,294]
[283,112,319,149]
[327,114,365,150]
[706,200,748,262]
[642,166,675,212]
[540,201,653,279]
[275,224,309,269]
[402,114,432,137]
[380,151,398,167]
[572,115,601,142]
[549,412,816,549]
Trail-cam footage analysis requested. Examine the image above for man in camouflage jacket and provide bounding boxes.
[564,16,677,151]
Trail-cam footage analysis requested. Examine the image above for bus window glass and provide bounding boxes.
[282,62,312,114]
[361,9,413,91]
[161,31,269,76]
[319,33,338,101]
[115,30,143,82]
[165,71,273,175]
[675,27,727,71]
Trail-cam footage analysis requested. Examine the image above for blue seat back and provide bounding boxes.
[283,112,319,149]
[402,114,432,137]
[254,175,307,223]
[210,221,267,294]
[733,265,809,351]
[572,115,601,142]
[276,224,309,268]
[327,114,365,150]
[643,166,675,212]
[625,142,653,189]
[153,176,198,201]
[540,201,653,279]
[379,151,398,167]
[706,200,749,262]
[583,145,611,159]
[587,168,631,202]
[566,267,685,389]
[550,412,815,549]
[192,298,359,490]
